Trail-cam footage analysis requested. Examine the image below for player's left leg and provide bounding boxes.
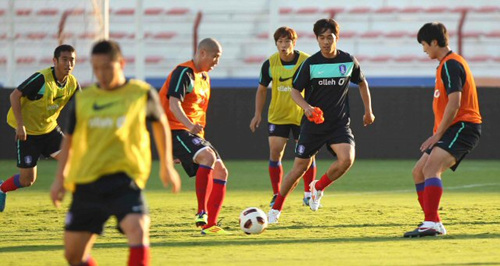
[201,159,230,235]
[309,143,355,211]
[302,156,317,206]
[64,231,98,266]
[121,213,151,266]
[268,136,288,206]
[412,153,429,212]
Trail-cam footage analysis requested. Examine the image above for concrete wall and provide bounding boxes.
[1,86,498,160]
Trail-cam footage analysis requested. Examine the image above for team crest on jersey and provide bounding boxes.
[192,137,202,145]
[434,90,440,98]
[269,124,276,133]
[339,64,347,75]
[297,145,305,155]
[24,156,33,165]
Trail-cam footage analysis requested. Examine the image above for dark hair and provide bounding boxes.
[53,44,75,59]
[273,26,298,43]
[91,40,123,61]
[313,18,340,39]
[417,22,448,47]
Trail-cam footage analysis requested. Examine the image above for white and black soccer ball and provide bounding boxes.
[239,207,268,235]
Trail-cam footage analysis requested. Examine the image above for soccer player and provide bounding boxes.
[159,38,229,235]
[404,22,482,238]
[0,45,80,212]
[268,18,375,223]
[49,40,181,266]
[249,26,317,207]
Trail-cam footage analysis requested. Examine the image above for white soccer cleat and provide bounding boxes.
[268,209,281,224]
[309,180,323,211]
[436,222,447,235]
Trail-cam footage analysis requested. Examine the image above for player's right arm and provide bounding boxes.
[9,72,45,141]
[250,60,271,132]
[292,60,315,118]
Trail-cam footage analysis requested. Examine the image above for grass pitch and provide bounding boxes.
[0,159,499,265]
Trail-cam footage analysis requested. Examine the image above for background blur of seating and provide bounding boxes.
[1,0,499,88]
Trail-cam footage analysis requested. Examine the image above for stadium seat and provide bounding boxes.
[145,56,163,64]
[114,8,135,16]
[279,7,293,15]
[485,30,500,38]
[394,55,418,62]
[400,7,424,13]
[468,55,490,62]
[26,33,48,40]
[323,7,345,17]
[144,8,164,16]
[166,8,190,15]
[369,55,392,62]
[474,6,500,13]
[493,56,500,63]
[374,7,399,14]
[385,31,411,38]
[0,9,5,16]
[297,31,315,39]
[340,31,357,39]
[424,6,449,13]
[0,33,6,40]
[109,32,131,39]
[125,57,135,64]
[296,7,320,14]
[0,57,6,65]
[52,32,75,40]
[16,56,36,64]
[64,8,85,16]
[244,55,266,64]
[16,8,32,16]
[256,32,268,39]
[78,32,99,40]
[39,57,53,65]
[450,6,473,13]
[462,31,482,38]
[36,8,59,16]
[360,31,383,39]
[149,32,177,40]
[417,56,433,62]
[348,7,372,14]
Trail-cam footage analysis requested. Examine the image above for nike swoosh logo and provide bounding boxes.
[53,95,64,101]
[93,102,116,110]
[279,76,292,82]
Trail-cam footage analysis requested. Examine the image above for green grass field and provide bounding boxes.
[0,159,499,265]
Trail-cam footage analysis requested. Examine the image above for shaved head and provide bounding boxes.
[198,38,222,53]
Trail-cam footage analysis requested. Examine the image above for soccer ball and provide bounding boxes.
[239,207,268,235]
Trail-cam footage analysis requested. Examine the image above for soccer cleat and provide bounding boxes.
[195,211,208,227]
[268,209,281,224]
[403,221,445,238]
[302,196,311,206]
[201,225,231,235]
[269,194,278,207]
[309,180,323,211]
[0,180,5,212]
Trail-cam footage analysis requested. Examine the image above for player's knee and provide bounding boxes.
[215,167,228,180]
[195,149,217,167]
[338,156,354,171]
[64,250,82,265]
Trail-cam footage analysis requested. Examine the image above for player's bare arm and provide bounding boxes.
[358,80,375,126]
[50,135,72,208]
[9,89,26,141]
[249,84,267,132]
[420,91,461,152]
[168,96,203,135]
[291,89,314,118]
[151,115,181,193]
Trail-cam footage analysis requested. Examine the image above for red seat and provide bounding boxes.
[125,57,135,64]
[297,31,314,39]
[78,32,98,39]
[394,55,418,62]
[152,32,176,40]
[144,8,164,15]
[296,7,319,14]
[485,30,500,38]
[323,7,345,16]
[36,8,59,16]
[425,6,449,13]
[16,8,32,16]
[340,31,357,39]
[385,31,410,38]
[354,55,369,62]
[0,9,5,16]
[145,56,163,64]
[493,57,500,63]
[114,8,134,15]
[374,7,399,13]
[348,7,372,14]
[468,55,490,62]
[64,8,85,16]
[279,7,293,15]
[0,57,7,65]
[474,6,500,13]
[16,56,36,64]
[166,8,190,15]
[244,56,266,64]
[369,55,392,62]
[256,32,268,39]
[450,6,473,13]
[40,57,54,65]
[77,57,88,64]
[360,31,383,38]
[54,32,75,39]
[109,32,130,39]
[0,33,6,40]
[462,31,482,38]
[400,7,423,13]
[26,33,48,40]
[417,56,433,62]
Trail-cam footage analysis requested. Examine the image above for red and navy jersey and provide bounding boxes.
[434,51,482,133]
[293,50,365,133]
